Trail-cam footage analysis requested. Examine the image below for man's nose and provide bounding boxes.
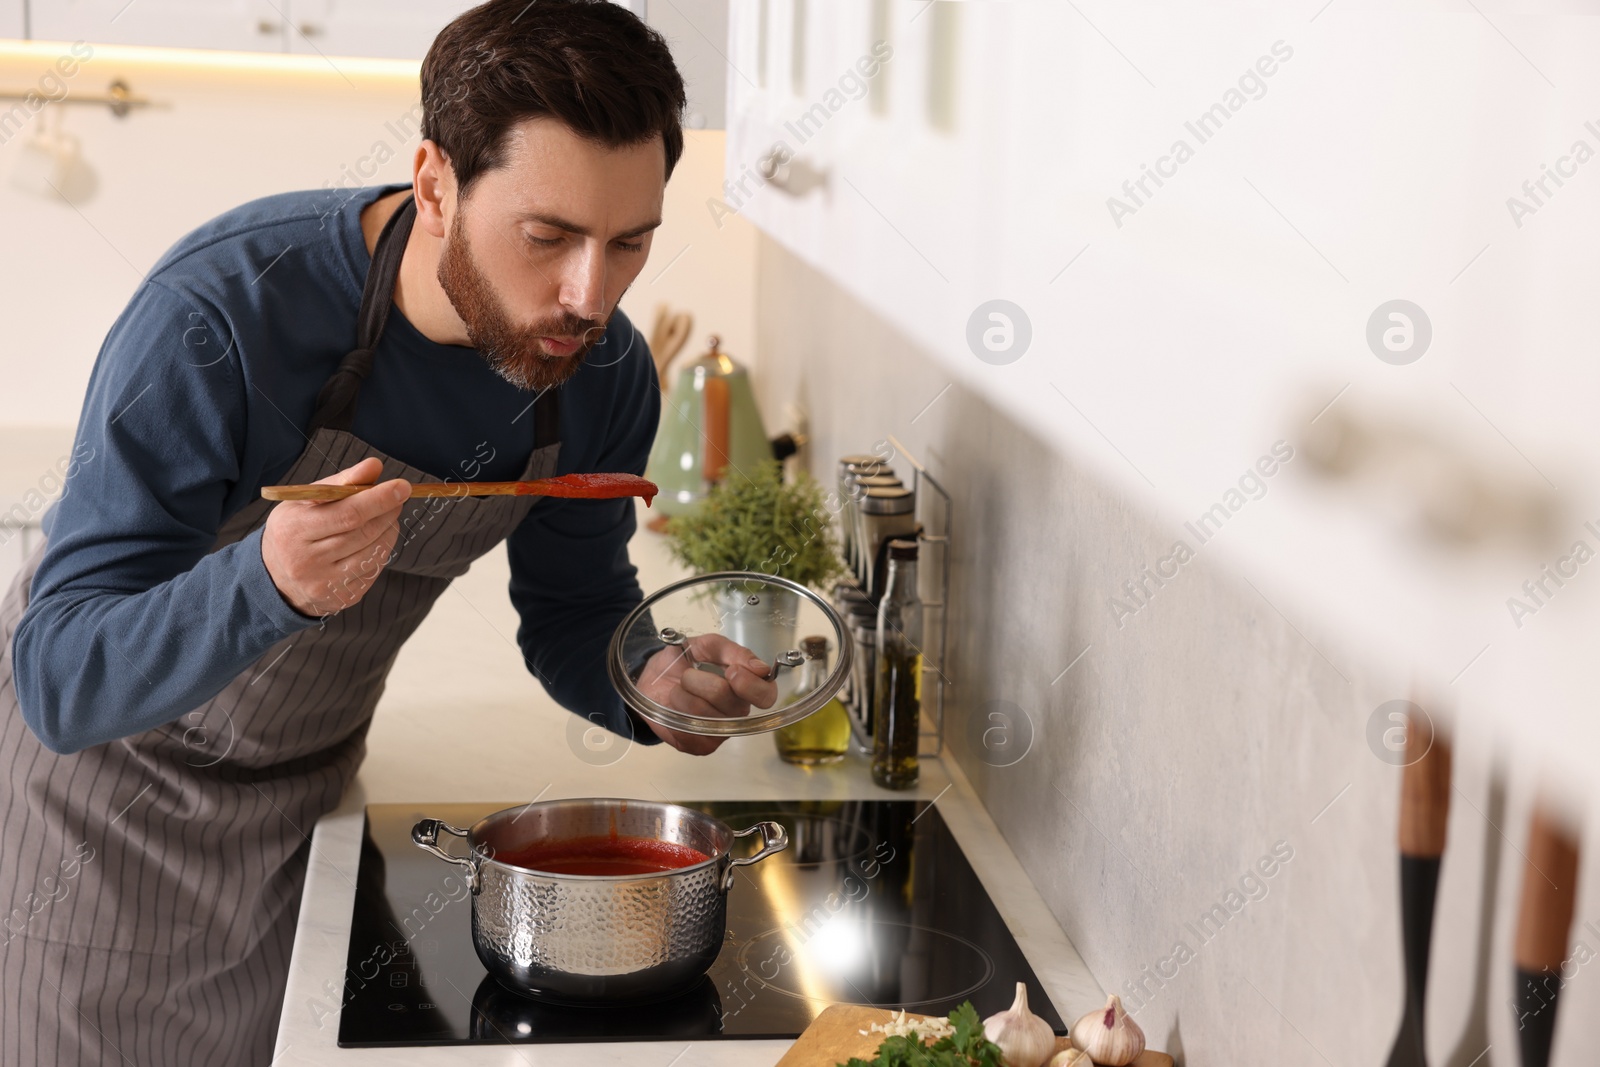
[559,242,608,322]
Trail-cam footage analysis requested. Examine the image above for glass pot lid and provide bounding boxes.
[606,571,854,737]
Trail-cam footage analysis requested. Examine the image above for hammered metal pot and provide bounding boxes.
[412,799,787,1003]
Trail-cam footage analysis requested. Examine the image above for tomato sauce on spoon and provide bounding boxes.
[515,473,659,508]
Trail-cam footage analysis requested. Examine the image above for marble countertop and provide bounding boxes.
[272,506,1102,1065]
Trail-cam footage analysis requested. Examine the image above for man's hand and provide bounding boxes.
[261,457,413,618]
[635,634,779,755]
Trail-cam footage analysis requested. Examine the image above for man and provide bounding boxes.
[0,2,773,1063]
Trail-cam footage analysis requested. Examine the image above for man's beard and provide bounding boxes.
[435,209,606,392]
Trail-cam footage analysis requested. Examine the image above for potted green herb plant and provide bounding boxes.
[663,461,844,659]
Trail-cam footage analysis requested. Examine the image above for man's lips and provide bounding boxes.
[538,335,582,356]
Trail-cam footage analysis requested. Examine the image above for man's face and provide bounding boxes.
[436,117,665,392]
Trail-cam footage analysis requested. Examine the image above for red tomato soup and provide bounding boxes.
[495,836,710,876]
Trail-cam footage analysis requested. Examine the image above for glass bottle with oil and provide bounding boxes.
[872,539,922,790]
[774,636,851,764]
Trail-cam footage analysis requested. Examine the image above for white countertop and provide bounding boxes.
[273,507,1101,1065]
[0,425,76,515]
[0,425,78,594]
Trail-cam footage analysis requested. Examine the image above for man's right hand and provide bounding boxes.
[261,457,413,618]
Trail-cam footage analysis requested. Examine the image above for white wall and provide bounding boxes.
[0,40,756,429]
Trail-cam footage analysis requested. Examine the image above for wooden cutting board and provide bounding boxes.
[774,1004,1175,1066]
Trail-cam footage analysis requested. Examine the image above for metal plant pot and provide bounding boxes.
[715,581,801,664]
[412,798,787,1003]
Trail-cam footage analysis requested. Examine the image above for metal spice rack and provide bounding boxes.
[834,435,950,759]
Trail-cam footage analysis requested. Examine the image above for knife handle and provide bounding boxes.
[1399,707,1452,858]
[1514,805,1580,972]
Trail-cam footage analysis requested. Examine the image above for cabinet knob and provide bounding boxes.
[256,18,278,34]
[759,145,829,197]
[298,22,323,37]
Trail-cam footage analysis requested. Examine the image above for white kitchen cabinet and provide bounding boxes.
[729,1,1600,797]
[27,0,287,51]
[19,0,730,125]
[24,0,464,57]
[647,0,727,129]
[283,0,727,115]
[283,0,477,60]
[1,0,24,39]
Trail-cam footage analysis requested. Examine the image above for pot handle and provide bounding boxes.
[412,818,481,894]
[724,820,789,891]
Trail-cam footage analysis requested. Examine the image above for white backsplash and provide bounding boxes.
[751,236,1600,1065]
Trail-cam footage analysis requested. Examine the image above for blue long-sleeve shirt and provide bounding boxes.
[12,182,663,755]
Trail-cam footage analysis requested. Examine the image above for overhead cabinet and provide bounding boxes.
[17,0,727,125]
[24,0,479,57]
[727,0,1600,788]
[27,0,293,53]
[0,0,23,40]
[282,0,481,60]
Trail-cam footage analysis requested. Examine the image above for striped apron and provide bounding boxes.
[0,196,562,1066]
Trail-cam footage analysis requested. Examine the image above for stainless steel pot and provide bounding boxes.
[412,798,788,1003]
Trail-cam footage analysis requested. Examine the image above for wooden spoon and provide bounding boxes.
[262,472,657,505]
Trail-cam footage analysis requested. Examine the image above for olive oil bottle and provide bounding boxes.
[872,540,922,790]
[774,636,851,764]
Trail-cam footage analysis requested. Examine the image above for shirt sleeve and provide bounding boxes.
[11,279,319,754]
[506,314,664,744]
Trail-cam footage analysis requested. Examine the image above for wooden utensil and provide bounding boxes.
[773,1003,1174,1067]
[1385,707,1452,1067]
[1512,803,1580,1067]
[649,302,694,391]
[261,472,658,504]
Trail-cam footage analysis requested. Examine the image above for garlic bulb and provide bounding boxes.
[984,982,1056,1067]
[1048,1050,1092,1067]
[1070,994,1145,1066]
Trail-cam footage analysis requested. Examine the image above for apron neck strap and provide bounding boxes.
[307,193,418,436]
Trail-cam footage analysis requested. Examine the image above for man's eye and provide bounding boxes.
[615,240,644,253]
[527,234,562,247]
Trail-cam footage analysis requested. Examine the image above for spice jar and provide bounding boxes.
[859,486,917,601]
[849,617,878,740]
[837,456,888,580]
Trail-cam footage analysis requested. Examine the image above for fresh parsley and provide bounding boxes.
[840,1003,1005,1067]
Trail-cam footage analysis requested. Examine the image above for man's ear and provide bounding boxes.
[411,140,455,240]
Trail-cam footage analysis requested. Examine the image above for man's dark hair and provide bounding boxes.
[421,0,686,196]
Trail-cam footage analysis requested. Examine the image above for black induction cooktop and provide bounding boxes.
[338,799,1067,1046]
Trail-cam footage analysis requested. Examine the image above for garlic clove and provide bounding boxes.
[983,982,1058,1067]
[1070,994,1145,1067]
[1048,1049,1093,1067]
